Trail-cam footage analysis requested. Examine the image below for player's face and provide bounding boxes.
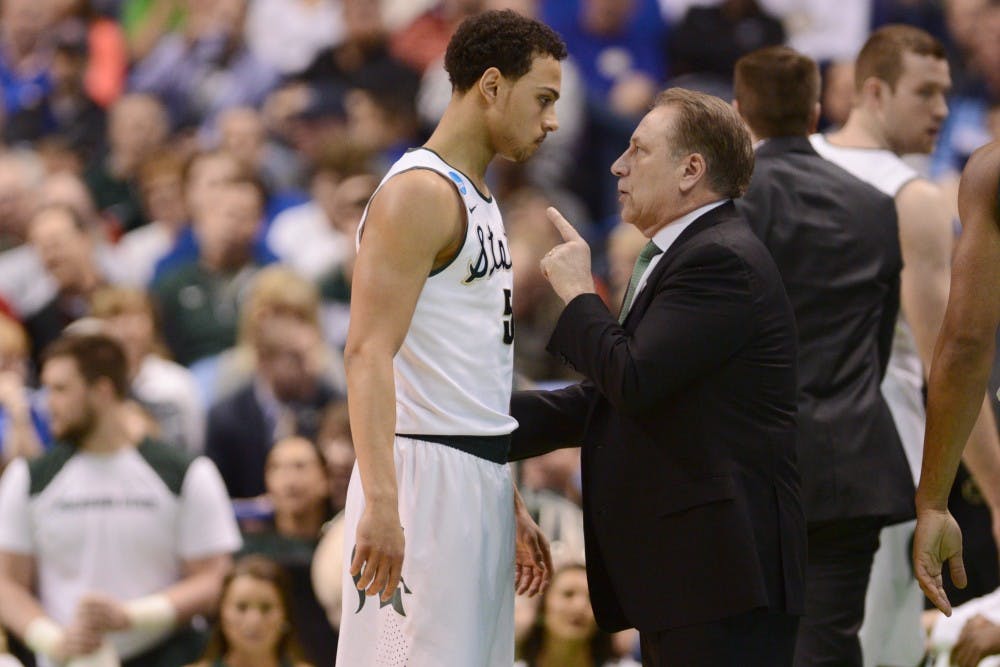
[543,567,596,641]
[41,356,98,443]
[881,51,950,155]
[611,105,685,236]
[492,55,561,163]
[220,575,287,656]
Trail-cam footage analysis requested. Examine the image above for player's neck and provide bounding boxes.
[827,110,892,153]
[78,406,133,454]
[423,100,494,194]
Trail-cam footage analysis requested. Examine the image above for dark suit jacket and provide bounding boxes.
[736,136,914,525]
[510,202,806,634]
[206,381,339,498]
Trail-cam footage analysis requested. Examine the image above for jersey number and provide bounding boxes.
[503,288,514,345]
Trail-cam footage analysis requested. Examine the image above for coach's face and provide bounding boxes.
[611,105,686,237]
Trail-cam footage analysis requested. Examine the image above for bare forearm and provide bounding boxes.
[918,337,997,510]
[0,578,48,639]
[345,350,399,504]
[159,558,231,621]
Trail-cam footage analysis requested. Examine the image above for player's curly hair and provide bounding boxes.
[445,10,567,93]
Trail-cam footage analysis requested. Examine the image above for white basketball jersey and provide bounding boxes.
[810,133,925,482]
[358,148,517,438]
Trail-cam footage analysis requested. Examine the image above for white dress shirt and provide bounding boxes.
[631,199,728,301]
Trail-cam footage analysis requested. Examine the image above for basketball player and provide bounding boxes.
[811,26,1000,665]
[916,139,1000,616]
[336,10,566,666]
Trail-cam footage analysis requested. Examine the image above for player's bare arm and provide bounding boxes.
[0,550,103,660]
[344,170,464,603]
[915,143,1000,614]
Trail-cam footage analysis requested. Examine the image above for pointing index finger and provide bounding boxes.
[546,206,582,242]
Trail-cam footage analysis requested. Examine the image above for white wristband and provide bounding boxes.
[66,641,120,667]
[123,595,176,633]
[24,617,65,658]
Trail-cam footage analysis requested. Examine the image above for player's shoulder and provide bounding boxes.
[896,176,948,213]
[961,141,1000,196]
[136,437,195,496]
[374,167,463,212]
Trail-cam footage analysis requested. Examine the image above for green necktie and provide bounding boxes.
[619,240,663,323]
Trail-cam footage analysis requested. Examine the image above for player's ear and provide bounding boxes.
[478,67,503,105]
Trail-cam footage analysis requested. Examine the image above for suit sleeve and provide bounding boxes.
[547,242,755,417]
[508,382,594,461]
[877,196,903,379]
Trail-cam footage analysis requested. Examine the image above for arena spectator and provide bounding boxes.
[202,265,346,405]
[390,0,483,73]
[187,555,312,667]
[90,286,205,455]
[244,0,343,76]
[113,150,189,287]
[0,0,56,125]
[129,0,279,134]
[24,204,108,367]
[83,92,168,234]
[0,314,50,467]
[216,106,304,197]
[238,436,337,664]
[205,310,342,499]
[267,145,375,282]
[0,151,55,320]
[515,562,639,667]
[151,174,269,367]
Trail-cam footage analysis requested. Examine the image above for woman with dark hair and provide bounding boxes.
[516,563,638,667]
[187,556,312,667]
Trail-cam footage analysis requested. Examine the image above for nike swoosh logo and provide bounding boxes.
[469,205,477,213]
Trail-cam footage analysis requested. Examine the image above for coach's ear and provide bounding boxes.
[478,67,503,105]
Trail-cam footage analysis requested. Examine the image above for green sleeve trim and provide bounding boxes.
[136,438,194,496]
[28,443,76,496]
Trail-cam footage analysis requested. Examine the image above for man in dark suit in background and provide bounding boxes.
[508,88,806,666]
[733,47,915,667]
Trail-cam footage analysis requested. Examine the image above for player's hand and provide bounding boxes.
[914,507,967,616]
[351,499,405,603]
[513,489,552,597]
[76,594,131,633]
[541,207,595,304]
[952,614,1000,667]
[56,622,104,659]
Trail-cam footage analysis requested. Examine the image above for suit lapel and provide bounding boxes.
[621,201,739,327]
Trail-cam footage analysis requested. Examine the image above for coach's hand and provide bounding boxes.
[352,500,405,603]
[541,207,595,304]
[514,487,552,597]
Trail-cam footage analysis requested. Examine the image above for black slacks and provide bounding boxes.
[793,517,884,667]
[639,607,800,666]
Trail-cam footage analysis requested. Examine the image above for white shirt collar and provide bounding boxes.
[649,199,728,255]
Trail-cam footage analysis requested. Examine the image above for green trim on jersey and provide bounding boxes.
[28,443,76,496]
[137,438,194,497]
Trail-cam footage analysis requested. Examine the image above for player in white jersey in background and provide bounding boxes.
[336,10,566,666]
[811,25,1000,667]
[0,333,240,667]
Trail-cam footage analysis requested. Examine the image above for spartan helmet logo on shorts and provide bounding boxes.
[351,545,413,616]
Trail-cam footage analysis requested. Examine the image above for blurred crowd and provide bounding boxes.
[0,0,998,665]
